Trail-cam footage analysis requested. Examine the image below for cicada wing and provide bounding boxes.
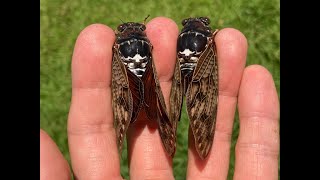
[143,59,176,157]
[186,35,219,159]
[169,59,183,135]
[111,48,133,155]
[126,67,144,124]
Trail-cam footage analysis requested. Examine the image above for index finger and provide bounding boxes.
[68,24,122,180]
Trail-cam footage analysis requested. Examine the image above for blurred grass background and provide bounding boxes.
[40,0,279,179]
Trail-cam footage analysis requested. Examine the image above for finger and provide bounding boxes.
[127,17,178,180]
[68,24,123,180]
[234,65,279,180]
[40,129,71,180]
[187,28,247,179]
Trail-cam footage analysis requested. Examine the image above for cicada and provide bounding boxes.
[111,20,176,157]
[170,17,219,159]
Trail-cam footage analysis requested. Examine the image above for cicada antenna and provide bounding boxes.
[119,18,125,24]
[143,15,150,25]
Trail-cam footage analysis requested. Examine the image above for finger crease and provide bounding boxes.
[73,81,111,90]
[240,111,278,122]
[68,122,114,135]
[219,90,238,98]
[236,142,279,159]
[214,128,233,142]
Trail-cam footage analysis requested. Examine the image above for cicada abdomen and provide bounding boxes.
[170,17,219,159]
[112,21,176,157]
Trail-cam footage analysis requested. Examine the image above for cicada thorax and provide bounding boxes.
[112,22,176,157]
[177,17,213,94]
[172,17,219,159]
[117,35,152,79]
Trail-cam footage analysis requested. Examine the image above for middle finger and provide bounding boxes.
[126,17,179,180]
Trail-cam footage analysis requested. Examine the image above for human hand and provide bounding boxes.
[40,17,279,180]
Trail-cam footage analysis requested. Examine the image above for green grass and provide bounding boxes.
[40,0,279,179]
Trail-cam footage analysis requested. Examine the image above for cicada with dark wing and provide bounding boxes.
[170,17,219,159]
[111,20,176,157]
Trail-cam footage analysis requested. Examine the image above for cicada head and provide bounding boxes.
[116,22,148,44]
[180,17,212,36]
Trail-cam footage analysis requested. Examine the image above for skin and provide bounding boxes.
[40,17,279,180]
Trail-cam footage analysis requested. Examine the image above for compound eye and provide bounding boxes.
[200,17,210,25]
[140,24,146,31]
[117,24,126,32]
[182,18,189,26]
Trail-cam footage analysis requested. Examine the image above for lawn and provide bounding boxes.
[40,0,279,179]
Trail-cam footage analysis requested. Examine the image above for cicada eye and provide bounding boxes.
[117,24,126,32]
[140,24,146,31]
[182,18,189,26]
[200,17,210,25]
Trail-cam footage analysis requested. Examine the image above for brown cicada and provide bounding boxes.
[170,17,219,159]
[111,21,176,157]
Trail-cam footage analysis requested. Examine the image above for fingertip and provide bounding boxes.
[239,64,279,120]
[78,23,115,36]
[76,23,115,44]
[215,28,248,65]
[40,129,49,139]
[215,28,248,49]
[74,23,115,57]
[242,65,274,84]
[146,17,179,36]
[72,23,115,88]
[145,17,179,81]
[214,28,248,97]
[241,64,277,95]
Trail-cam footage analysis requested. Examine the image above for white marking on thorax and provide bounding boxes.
[132,53,145,63]
[121,53,149,78]
[195,32,206,37]
[179,56,199,63]
[190,56,199,61]
[123,53,146,63]
[180,62,197,71]
[180,49,195,56]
